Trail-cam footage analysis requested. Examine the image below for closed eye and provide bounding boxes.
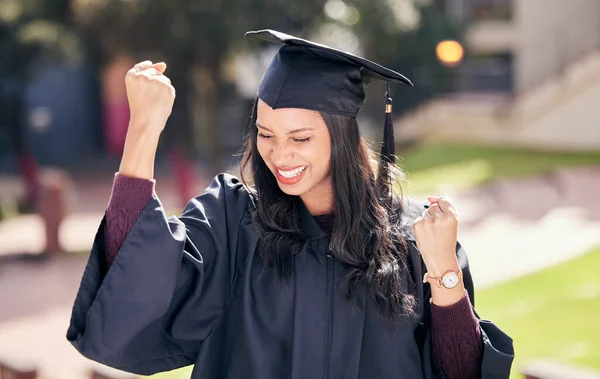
[294,137,311,143]
[258,133,273,139]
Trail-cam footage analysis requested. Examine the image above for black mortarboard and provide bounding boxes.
[245,29,413,170]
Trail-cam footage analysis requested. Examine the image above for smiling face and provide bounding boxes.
[255,99,333,209]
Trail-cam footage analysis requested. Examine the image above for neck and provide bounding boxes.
[300,185,334,216]
[302,198,333,216]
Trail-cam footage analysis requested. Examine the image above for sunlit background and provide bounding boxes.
[0,0,599,378]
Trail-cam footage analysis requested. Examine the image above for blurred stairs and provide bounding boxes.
[396,50,600,151]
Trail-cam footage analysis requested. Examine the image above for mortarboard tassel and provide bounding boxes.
[378,83,395,205]
[381,83,395,165]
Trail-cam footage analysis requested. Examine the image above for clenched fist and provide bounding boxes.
[125,60,176,136]
[412,196,460,278]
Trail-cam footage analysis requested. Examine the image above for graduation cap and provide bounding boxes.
[245,29,413,167]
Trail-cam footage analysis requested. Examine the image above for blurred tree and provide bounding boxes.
[79,0,460,174]
[349,0,463,117]
[80,0,328,176]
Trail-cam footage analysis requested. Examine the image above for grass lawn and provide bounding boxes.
[397,143,600,195]
[475,246,600,378]
[150,246,600,379]
[150,367,193,379]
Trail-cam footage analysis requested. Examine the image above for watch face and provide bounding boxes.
[442,272,459,288]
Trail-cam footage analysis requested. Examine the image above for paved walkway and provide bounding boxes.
[455,166,600,288]
[0,165,599,377]
[0,168,210,378]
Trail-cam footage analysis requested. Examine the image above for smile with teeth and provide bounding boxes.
[277,166,307,178]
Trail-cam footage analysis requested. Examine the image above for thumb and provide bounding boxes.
[152,62,167,74]
[427,196,440,204]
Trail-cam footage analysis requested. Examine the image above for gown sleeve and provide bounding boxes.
[66,173,253,375]
[415,241,516,379]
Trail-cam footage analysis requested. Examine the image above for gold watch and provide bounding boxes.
[423,269,462,289]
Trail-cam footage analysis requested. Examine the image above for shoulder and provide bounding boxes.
[184,173,256,220]
[210,173,254,199]
[205,173,254,198]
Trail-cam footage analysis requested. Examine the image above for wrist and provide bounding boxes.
[123,127,161,152]
[119,131,161,180]
[126,123,163,140]
[423,260,464,307]
[424,256,460,278]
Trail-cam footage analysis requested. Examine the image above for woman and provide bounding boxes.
[67,30,514,378]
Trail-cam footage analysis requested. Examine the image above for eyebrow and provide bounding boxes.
[256,123,314,135]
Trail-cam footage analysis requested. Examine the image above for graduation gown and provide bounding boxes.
[67,174,514,378]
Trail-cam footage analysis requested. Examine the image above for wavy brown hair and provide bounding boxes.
[240,101,416,320]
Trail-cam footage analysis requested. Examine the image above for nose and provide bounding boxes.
[271,141,294,166]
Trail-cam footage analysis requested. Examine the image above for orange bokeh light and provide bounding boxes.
[436,40,464,67]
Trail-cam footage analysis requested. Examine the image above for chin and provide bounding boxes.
[276,181,310,196]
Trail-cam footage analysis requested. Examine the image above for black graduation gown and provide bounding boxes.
[67,174,514,379]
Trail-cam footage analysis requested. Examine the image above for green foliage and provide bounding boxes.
[0,0,84,79]
[82,0,328,64]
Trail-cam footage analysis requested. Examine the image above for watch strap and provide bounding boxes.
[423,269,463,289]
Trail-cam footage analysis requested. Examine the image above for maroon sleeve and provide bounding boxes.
[430,290,484,379]
[104,173,155,266]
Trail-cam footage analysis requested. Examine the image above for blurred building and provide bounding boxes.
[399,0,600,151]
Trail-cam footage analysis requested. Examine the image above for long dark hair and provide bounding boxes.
[240,101,416,320]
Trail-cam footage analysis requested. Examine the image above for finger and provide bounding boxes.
[153,74,171,85]
[158,77,175,94]
[152,62,167,74]
[158,79,176,96]
[139,68,160,77]
[427,203,443,217]
[437,196,456,214]
[133,60,154,72]
[148,76,175,95]
[421,207,433,220]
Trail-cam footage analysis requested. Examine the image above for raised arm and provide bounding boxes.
[67,61,254,375]
[102,60,174,267]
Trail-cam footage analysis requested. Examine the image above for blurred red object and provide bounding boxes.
[102,56,135,157]
[0,358,37,379]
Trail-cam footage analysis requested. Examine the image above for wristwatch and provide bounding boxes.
[423,269,462,289]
